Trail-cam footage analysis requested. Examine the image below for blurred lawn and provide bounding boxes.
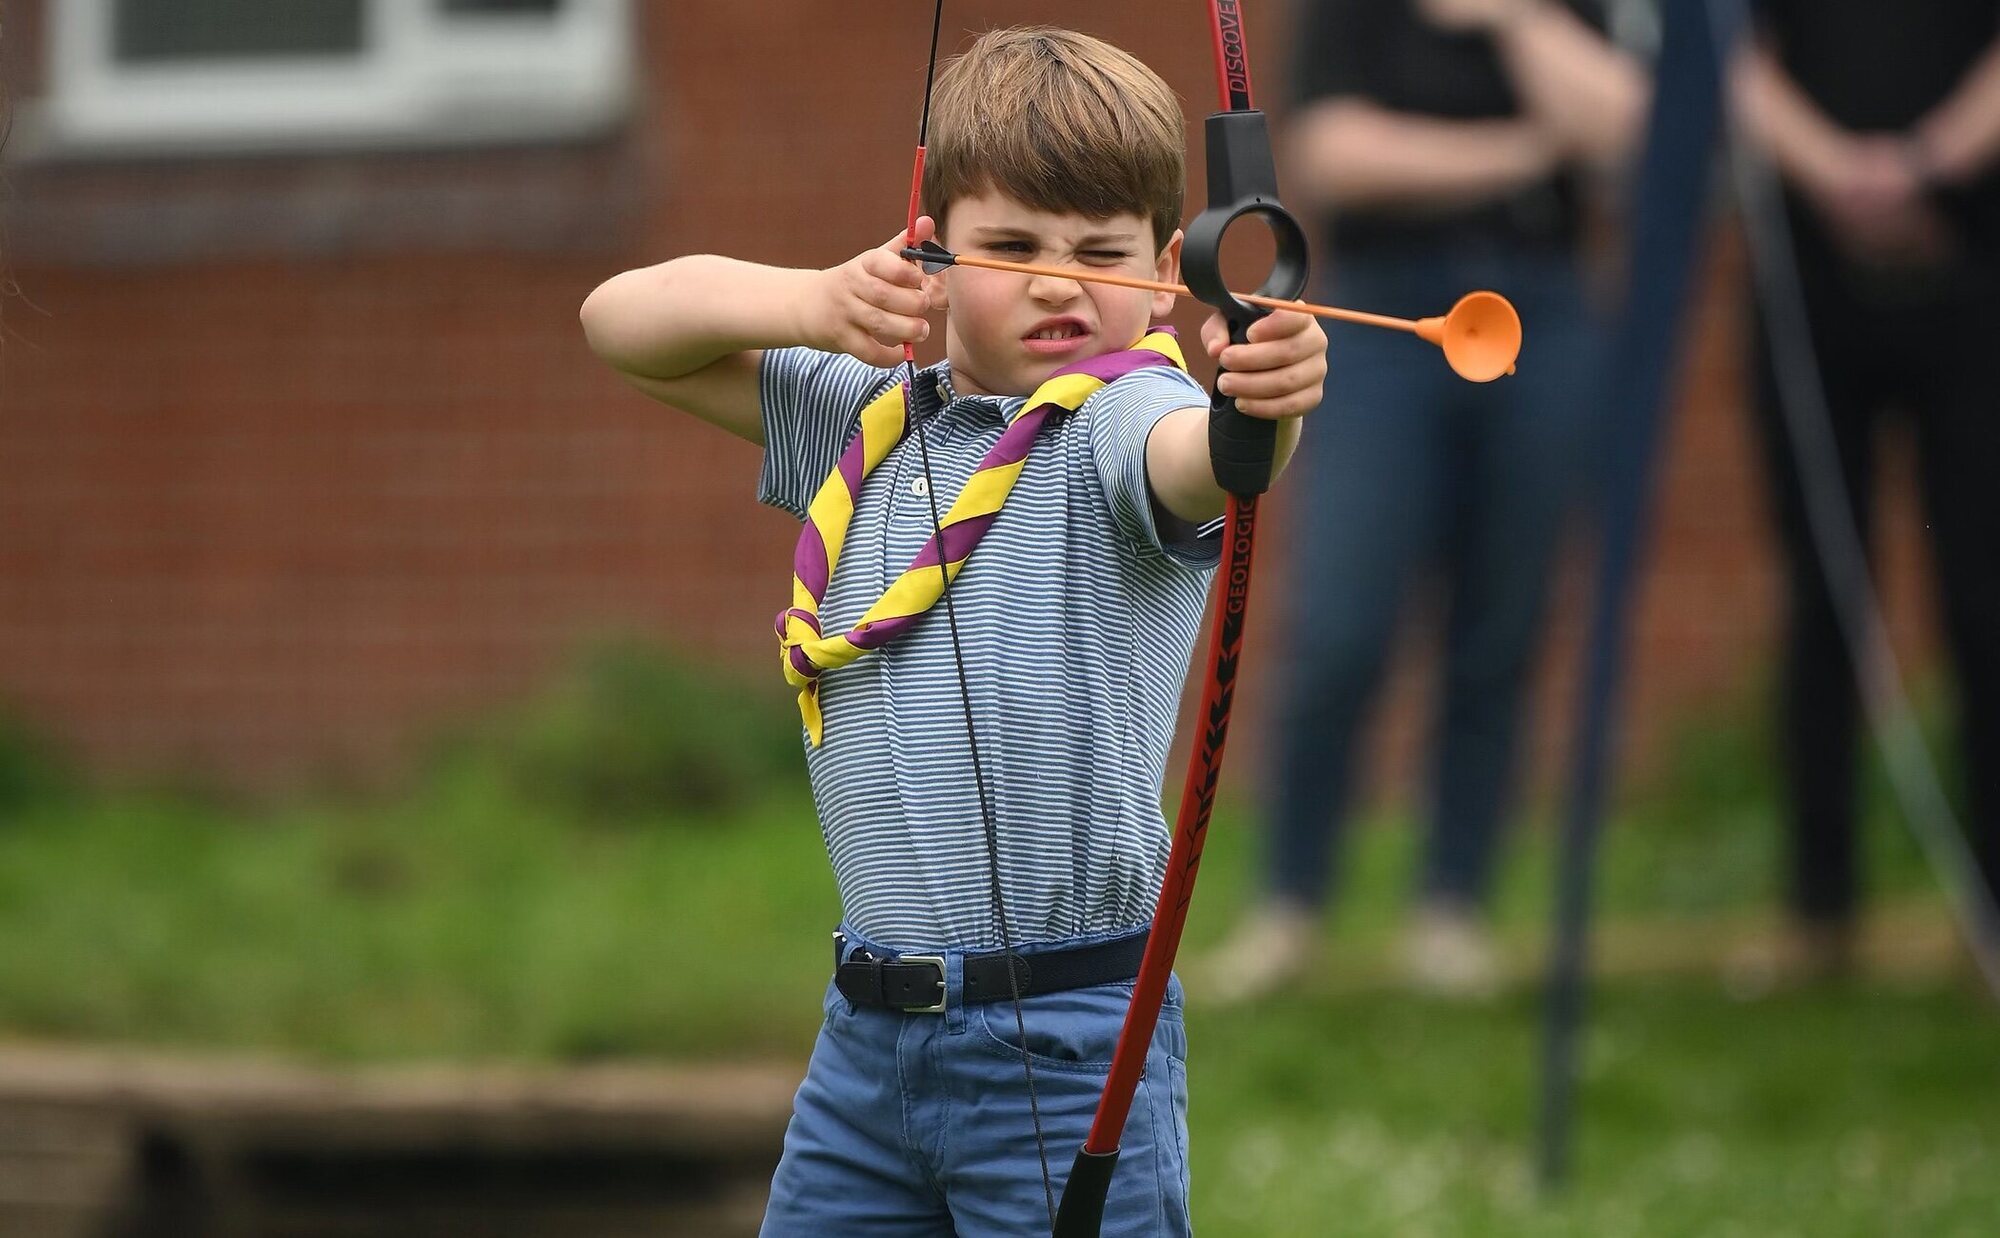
[0,685,1994,1233]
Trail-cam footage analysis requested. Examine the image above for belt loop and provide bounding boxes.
[832,929,858,1015]
[872,955,888,1007]
[944,952,967,1035]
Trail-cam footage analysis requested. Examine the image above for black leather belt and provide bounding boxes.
[833,929,1149,1013]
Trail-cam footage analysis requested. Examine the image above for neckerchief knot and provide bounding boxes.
[776,329,1187,744]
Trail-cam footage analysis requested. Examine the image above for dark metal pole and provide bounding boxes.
[1535,0,1743,1189]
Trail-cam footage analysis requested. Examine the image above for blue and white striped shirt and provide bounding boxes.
[759,347,1220,951]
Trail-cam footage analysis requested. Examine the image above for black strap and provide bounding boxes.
[835,931,1150,1012]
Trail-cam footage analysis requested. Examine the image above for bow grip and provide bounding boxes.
[1181,109,1310,498]
[1051,1147,1118,1237]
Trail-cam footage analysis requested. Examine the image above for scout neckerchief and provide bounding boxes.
[775,329,1187,744]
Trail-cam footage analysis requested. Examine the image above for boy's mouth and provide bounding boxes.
[1022,317,1091,355]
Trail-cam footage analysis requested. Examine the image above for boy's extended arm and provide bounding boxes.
[1146,407,1305,524]
[1144,310,1323,525]
[580,225,935,444]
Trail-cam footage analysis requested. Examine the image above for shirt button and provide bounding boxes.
[911,477,931,497]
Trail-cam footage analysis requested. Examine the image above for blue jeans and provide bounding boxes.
[761,924,1191,1237]
[1264,246,1603,909]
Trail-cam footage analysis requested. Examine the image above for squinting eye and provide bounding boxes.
[989,241,1032,254]
[1083,251,1130,263]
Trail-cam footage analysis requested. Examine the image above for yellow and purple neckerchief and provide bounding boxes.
[775,329,1188,744]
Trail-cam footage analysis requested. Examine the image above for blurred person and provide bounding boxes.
[1199,0,1646,1001]
[1733,3,2000,981]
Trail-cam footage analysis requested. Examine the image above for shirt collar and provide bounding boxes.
[924,360,1017,426]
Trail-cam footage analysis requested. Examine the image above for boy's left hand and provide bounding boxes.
[1199,309,1327,421]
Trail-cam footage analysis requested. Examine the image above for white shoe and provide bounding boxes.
[1403,901,1501,1000]
[1192,901,1322,1007]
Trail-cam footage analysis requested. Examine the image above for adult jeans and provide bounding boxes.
[1262,245,1602,911]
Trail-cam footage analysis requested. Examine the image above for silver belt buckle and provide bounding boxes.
[898,954,948,1014]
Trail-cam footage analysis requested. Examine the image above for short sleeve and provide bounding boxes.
[1084,365,1222,569]
[1289,0,1387,108]
[757,347,897,519]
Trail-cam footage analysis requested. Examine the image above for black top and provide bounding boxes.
[1758,0,1998,132]
[1757,0,2000,268]
[1288,0,1605,256]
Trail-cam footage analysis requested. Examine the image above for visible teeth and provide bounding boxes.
[1033,327,1079,340]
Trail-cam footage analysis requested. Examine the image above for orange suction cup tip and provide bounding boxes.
[1415,291,1522,383]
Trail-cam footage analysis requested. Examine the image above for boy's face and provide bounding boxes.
[930,189,1181,399]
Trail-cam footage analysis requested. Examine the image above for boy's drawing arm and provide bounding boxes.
[580,255,827,443]
[578,228,933,444]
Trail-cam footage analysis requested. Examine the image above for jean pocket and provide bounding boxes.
[970,983,1136,1074]
[1150,1055,1193,1236]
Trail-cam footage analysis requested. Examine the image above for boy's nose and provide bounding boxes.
[1027,270,1083,304]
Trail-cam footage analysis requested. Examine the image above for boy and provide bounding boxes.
[581,26,1325,1237]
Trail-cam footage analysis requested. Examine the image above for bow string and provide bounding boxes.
[897,1,1063,1228]
[884,5,1309,1234]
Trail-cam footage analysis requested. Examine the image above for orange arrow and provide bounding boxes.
[903,244,1521,382]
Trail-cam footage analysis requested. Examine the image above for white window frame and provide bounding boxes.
[26,0,633,158]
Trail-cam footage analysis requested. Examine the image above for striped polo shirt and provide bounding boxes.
[759,345,1221,951]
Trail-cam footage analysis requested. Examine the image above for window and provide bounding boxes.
[32,0,632,156]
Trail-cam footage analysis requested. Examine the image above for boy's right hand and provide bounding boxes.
[801,216,938,368]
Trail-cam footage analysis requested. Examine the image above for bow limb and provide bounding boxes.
[1051,3,1310,1233]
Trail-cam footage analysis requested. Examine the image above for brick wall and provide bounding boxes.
[0,2,1937,797]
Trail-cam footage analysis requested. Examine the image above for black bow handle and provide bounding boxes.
[1180,109,1311,498]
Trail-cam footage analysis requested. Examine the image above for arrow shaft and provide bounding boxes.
[914,249,1422,336]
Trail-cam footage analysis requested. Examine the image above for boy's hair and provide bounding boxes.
[923,27,1186,254]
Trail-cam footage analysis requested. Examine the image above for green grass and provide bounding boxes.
[0,760,1844,1062]
[0,679,1992,1233]
[0,771,840,1061]
[1191,982,1999,1236]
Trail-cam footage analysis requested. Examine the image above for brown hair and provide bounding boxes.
[922,27,1185,254]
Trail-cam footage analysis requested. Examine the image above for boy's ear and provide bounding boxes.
[922,268,950,312]
[1153,228,1184,324]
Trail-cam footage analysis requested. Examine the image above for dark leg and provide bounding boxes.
[1261,322,1454,909]
[1423,262,1599,908]
[1750,271,1884,929]
[1911,291,2000,912]
[1776,494,1869,927]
